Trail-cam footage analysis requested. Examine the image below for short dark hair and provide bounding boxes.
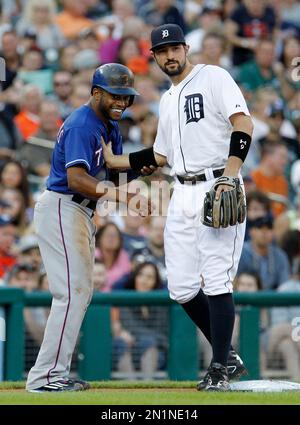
[246,191,271,212]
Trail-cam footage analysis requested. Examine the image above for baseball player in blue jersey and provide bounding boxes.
[26,64,151,393]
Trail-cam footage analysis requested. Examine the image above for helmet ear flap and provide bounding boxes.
[128,95,135,107]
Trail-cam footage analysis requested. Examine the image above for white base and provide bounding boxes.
[230,380,300,392]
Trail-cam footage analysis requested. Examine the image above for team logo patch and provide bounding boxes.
[184,93,204,124]
[162,29,169,39]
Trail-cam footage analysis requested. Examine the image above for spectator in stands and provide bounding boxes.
[95,222,131,292]
[134,76,161,118]
[116,36,143,66]
[185,7,223,56]
[237,214,291,289]
[245,88,278,170]
[14,84,43,141]
[0,112,23,164]
[247,190,272,217]
[121,214,147,257]
[0,160,31,208]
[232,271,268,369]
[0,1,24,24]
[279,229,300,274]
[92,259,107,292]
[98,0,136,41]
[0,30,22,119]
[49,70,73,120]
[77,27,99,52]
[6,262,39,291]
[200,32,231,70]
[274,195,300,243]
[232,272,268,347]
[55,0,94,40]
[251,141,289,217]
[0,217,17,278]
[0,188,28,235]
[280,0,300,34]
[70,83,91,109]
[140,0,186,33]
[225,0,276,66]
[18,47,53,95]
[6,262,48,372]
[245,190,272,240]
[17,100,60,177]
[279,36,300,101]
[139,112,159,148]
[16,0,65,51]
[58,43,80,73]
[238,39,281,94]
[132,216,167,284]
[38,271,49,291]
[258,100,299,160]
[112,261,168,379]
[17,234,42,271]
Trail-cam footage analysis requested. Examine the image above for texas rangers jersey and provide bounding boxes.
[153,64,250,176]
[47,104,122,194]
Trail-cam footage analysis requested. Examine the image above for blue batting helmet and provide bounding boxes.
[91,63,139,106]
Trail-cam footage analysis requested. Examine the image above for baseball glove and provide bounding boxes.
[201,176,246,228]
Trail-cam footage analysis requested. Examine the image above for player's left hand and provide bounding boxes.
[215,181,234,201]
[202,176,246,228]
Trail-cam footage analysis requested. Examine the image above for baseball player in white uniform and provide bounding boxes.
[101,24,253,391]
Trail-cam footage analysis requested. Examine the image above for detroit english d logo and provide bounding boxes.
[184,93,204,124]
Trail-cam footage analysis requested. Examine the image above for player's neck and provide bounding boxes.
[88,99,110,128]
[170,63,194,86]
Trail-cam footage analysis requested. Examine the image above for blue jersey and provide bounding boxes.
[47,104,123,195]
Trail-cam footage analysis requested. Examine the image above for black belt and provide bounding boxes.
[71,194,97,211]
[177,168,224,185]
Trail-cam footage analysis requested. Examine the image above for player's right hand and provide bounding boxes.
[141,165,156,175]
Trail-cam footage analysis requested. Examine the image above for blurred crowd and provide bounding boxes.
[0,0,300,380]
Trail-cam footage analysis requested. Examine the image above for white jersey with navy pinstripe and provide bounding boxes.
[155,64,248,301]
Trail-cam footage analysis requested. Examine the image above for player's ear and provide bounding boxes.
[92,87,101,101]
[184,44,190,54]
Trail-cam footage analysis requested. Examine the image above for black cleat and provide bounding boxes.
[73,379,90,390]
[197,350,247,391]
[227,350,248,381]
[28,379,85,393]
[201,362,230,392]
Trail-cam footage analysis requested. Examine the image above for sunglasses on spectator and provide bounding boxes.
[249,215,273,229]
[11,263,37,274]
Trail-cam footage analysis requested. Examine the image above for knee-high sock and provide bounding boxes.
[181,289,212,343]
[208,293,235,366]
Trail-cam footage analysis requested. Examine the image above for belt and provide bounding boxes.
[71,194,97,211]
[177,168,224,185]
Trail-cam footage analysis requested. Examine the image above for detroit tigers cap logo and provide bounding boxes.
[162,29,169,39]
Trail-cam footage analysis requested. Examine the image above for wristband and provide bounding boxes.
[129,147,158,171]
[228,131,251,162]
